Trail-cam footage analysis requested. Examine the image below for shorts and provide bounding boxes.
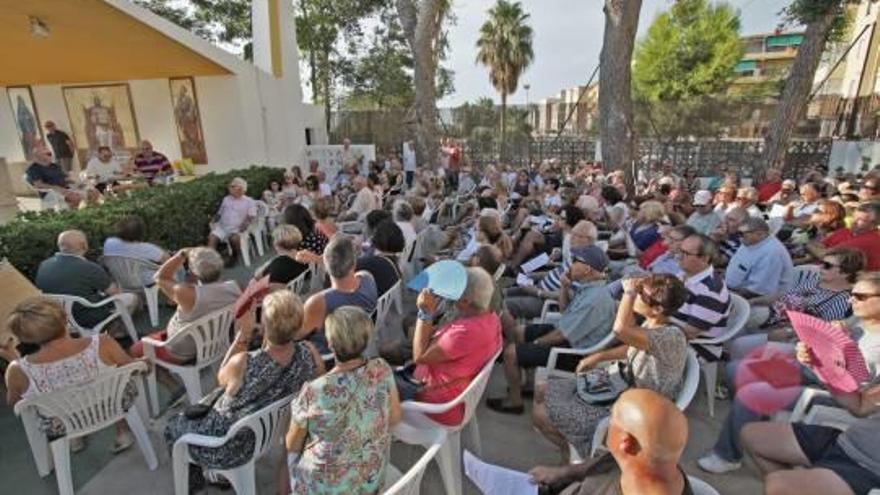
[792,423,880,495]
[210,225,242,242]
[515,324,578,370]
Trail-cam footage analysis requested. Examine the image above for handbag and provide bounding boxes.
[184,387,224,420]
[575,360,633,406]
[394,363,424,401]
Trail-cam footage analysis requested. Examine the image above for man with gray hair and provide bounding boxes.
[725,216,793,303]
[300,234,378,351]
[208,177,256,265]
[393,199,418,251]
[35,230,138,329]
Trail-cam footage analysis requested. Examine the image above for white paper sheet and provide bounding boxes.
[464,450,538,495]
[521,253,550,274]
[516,273,534,287]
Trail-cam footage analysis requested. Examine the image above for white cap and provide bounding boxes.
[693,190,713,206]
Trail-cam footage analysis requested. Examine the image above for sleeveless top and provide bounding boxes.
[166,280,241,359]
[323,272,378,316]
[18,335,110,400]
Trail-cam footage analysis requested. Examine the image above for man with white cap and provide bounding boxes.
[686,190,722,236]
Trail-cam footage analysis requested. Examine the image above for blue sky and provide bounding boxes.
[439,0,794,107]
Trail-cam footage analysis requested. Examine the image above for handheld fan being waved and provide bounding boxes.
[787,310,869,394]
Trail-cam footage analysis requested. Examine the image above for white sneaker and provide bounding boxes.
[697,452,742,474]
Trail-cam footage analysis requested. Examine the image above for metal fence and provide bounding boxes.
[463,138,832,178]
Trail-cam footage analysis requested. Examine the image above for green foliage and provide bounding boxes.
[475,0,535,98]
[632,0,743,140]
[0,167,284,280]
[783,0,855,41]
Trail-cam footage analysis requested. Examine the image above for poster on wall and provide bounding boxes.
[6,86,43,161]
[169,77,208,164]
[304,144,376,181]
[62,84,140,167]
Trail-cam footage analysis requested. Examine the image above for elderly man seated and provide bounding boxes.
[503,220,598,323]
[528,389,692,495]
[686,190,722,236]
[298,234,378,353]
[133,140,172,183]
[806,201,880,270]
[35,230,139,331]
[669,234,732,341]
[487,246,616,414]
[725,217,793,306]
[85,146,129,192]
[339,175,380,221]
[711,206,748,267]
[25,146,83,208]
[207,177,256,264]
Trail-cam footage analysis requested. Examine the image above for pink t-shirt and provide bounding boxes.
[414,311,502,426]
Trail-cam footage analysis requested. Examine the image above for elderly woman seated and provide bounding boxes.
[285,307,400,494]
[533,274,689,462]
[408,266,503,426]
[165,290,322,491]
[4,297,140,453]
[207,177,256,264]
[130,248,241,364]
[255,224,310,289]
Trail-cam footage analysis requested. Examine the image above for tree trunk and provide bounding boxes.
[397,0,443,168]
[761,9,838,173]
[599,0,642,195]
[500,92,508,162]
[320,50,332,137]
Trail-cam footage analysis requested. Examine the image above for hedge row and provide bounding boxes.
[0,166,285,279]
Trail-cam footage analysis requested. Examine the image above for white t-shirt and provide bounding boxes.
[218,195,257,232]
[85,157,123,183]
[103,237,165,263]
[319,183,332,197]
[396,221,417,251]
[403,144,416,172]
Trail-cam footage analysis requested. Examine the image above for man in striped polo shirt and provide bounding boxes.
[133,140,172,183]
[672,234,731,340]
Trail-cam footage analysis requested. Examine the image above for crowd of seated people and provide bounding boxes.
[6,152,880,495]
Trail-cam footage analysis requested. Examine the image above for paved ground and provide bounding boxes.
[0,249,765,494]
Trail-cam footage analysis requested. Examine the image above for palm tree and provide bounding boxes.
[476,0,534,155]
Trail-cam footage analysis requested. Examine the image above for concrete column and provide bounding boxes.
[0,158,21,224]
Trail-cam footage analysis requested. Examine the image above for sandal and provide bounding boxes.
[110,432,135,454]
[486,398,525,415]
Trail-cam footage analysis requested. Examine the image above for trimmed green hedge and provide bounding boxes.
[0,166,285,279]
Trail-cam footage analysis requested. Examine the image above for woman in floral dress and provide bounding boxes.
[286,306,401,494]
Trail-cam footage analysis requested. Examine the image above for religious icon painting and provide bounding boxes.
[62,84,140,168]
[169,77,208,165]
[6,86,43,161]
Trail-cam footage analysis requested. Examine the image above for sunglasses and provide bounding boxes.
[851,292,880,302]
[821,261,840,270]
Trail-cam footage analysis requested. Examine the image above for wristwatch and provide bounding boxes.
[417,309,435,322]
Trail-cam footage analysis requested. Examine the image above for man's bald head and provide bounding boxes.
[607,389,688,468]
[570,220,597,249]
[57,230,88,256]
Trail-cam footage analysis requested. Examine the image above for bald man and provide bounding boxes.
[35,230,138,329]
[133,140,172,183]
[529,389,694,495]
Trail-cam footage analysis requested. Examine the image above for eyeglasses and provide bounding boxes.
[821,261,840,270]
[851,292,880,302]
[679,249,702,258]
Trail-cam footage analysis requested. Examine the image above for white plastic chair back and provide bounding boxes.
[172,396,291,495]
[338,221,365,234]
[286,269,309,295]
[102,255,161,327]
[690,293,749,347]
[383,430,446,495]
[309,263,326,292]
[688,476,721,495]
[376,281,398,328]
[399,240,416,277]
[676,348,700,410]
[45,293,138,342]
[165,305,235,367]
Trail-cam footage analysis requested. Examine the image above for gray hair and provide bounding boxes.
[393,199,414,222]
[325,306,372,361]
[188,247,224,283]
[461,267,494,311]
[57,230,88,255]
[229,177,248,193]
[323,234,357,279]
[742,216,770,234]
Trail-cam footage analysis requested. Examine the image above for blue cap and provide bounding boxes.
[407,260,468,301]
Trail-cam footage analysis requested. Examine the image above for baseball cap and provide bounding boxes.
[570,245,609,272]
[693,190,713,206]
[407,260,468,301]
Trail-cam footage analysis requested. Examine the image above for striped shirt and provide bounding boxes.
[770,271,852,324]
[719,234,741,262]
[134,151,171,180]
[538,259,571,292]
[672,267,731,338]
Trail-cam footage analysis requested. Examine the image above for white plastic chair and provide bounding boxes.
[45,293,139,343]
[248,200,270,258]
[688,476,722,495]
[22,173,70,211]
[383,430,446,495]
[142,305,235,416]
[14,362,158,495]
[102,255,162,327]
[309,263,326,292]
[376,281,399,328]
[392,348,502,495]
[285,269,309,295]
[337,221,365,234]
[399,239,417,281]
[172,395,291,495]
[589,348,700,458]
[690,293,749,417]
